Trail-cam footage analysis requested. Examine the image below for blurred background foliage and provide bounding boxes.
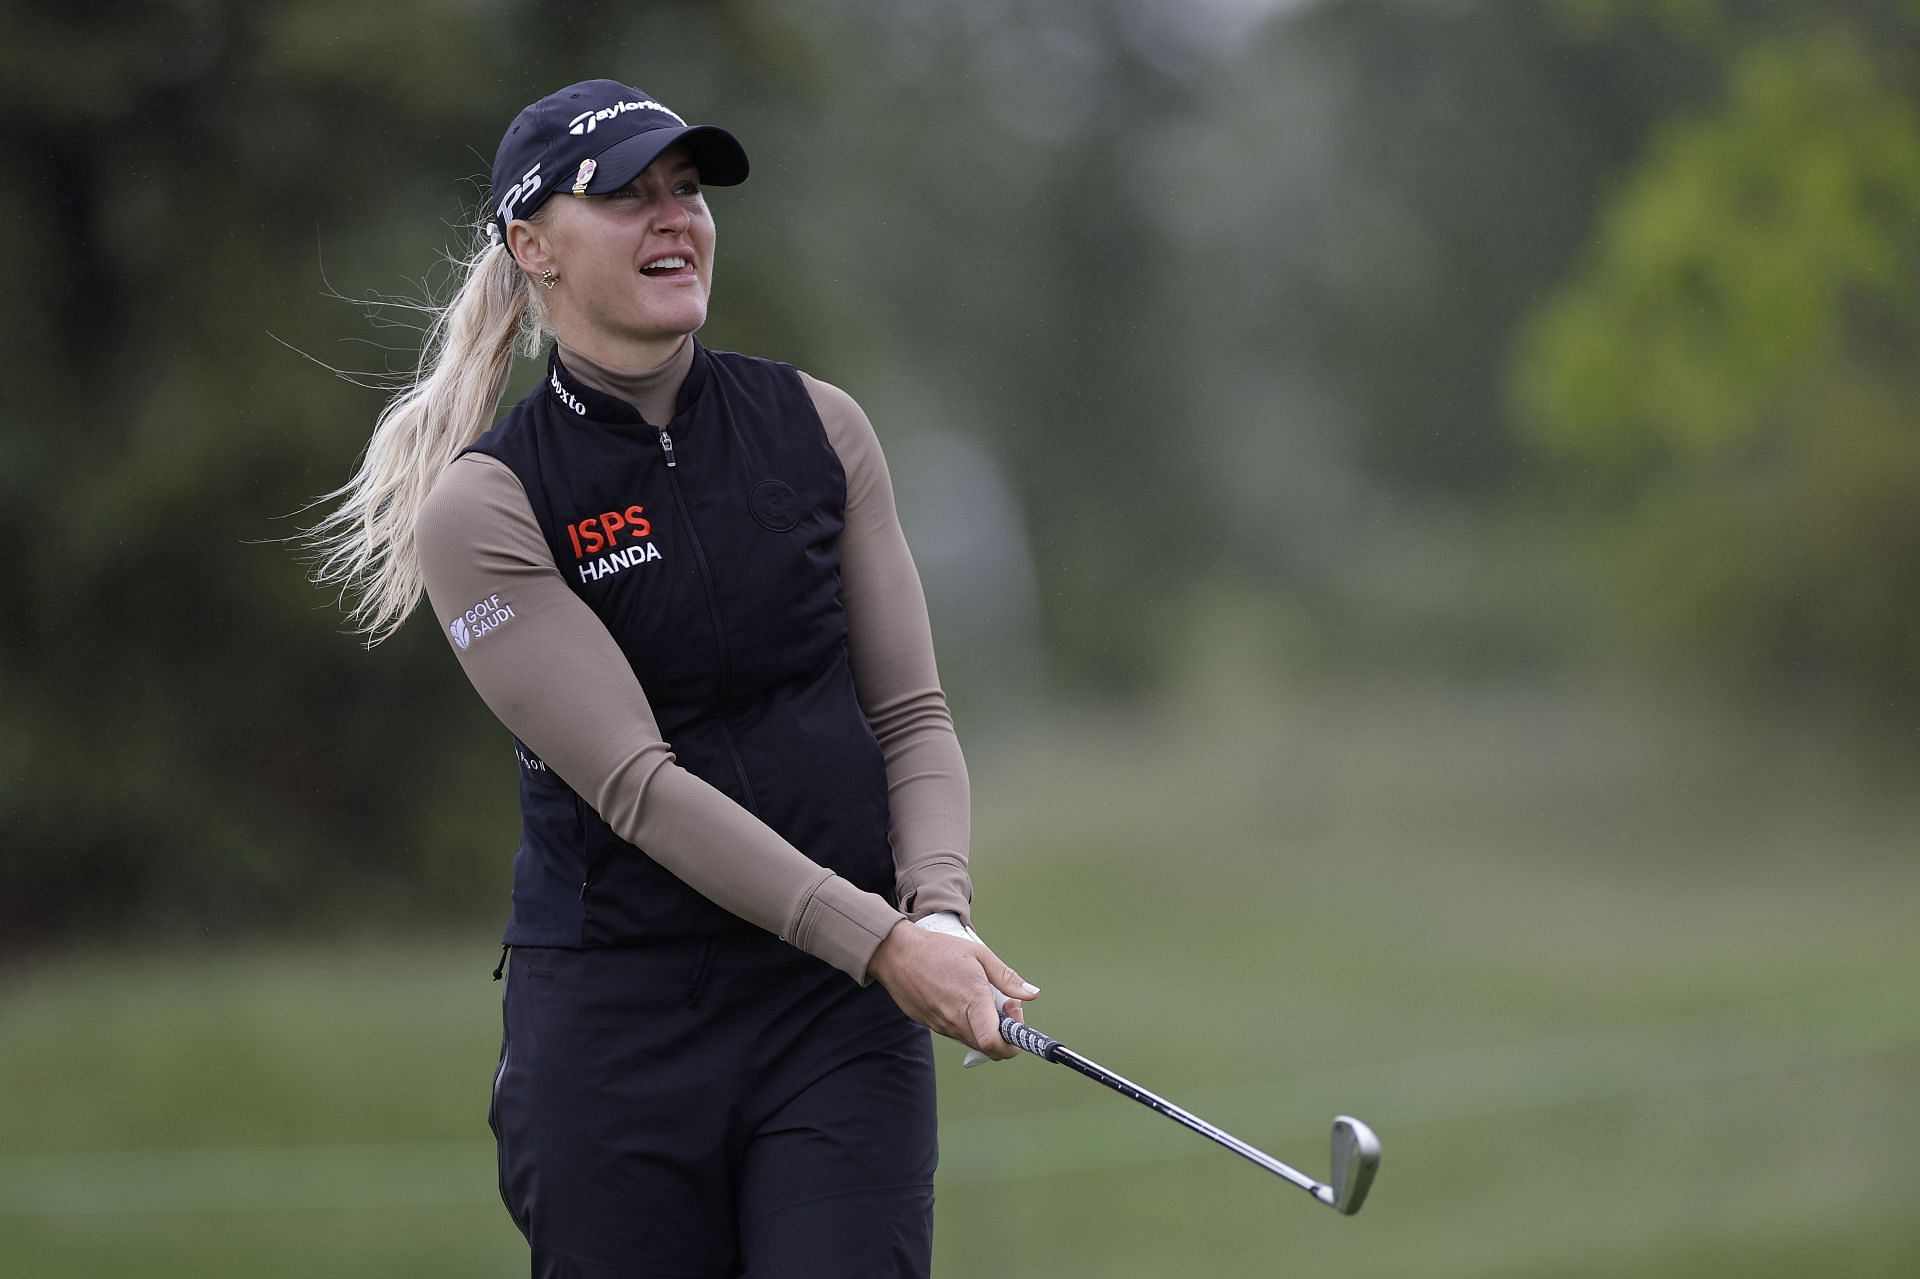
[6,2,1920,1276]
[1515,15,1920,698]
[3,0,1916,942]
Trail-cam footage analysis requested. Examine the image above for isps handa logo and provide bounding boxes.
[449,593,516,650]
[567,502,663,583]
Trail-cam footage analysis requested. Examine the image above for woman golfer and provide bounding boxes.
[309,79,1037,1277]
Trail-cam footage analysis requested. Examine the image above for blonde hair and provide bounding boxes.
[306,217,551,644]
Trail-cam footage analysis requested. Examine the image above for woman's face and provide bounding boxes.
[513,141,716,353]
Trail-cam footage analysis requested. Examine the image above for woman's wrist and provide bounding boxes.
[867,916,920,988]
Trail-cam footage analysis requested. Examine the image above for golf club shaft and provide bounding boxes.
[998,1015,1334,1205]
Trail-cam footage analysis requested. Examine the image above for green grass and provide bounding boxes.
[5,686,1918,1277]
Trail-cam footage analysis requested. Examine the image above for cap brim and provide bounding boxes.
[586,124,750,192]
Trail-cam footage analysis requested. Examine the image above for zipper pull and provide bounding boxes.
[657,427,677,468]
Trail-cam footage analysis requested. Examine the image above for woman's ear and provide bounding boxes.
[506,218,551,276]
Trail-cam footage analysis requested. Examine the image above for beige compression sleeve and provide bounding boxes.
[416,452,907,982]
[802,373,975,923]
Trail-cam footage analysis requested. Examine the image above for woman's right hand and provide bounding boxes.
[867,919,1039,1060]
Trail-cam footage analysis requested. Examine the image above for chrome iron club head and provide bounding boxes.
[1327,1115,1381,1215]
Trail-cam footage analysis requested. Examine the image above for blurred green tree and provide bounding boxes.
[1511,8,1920,699]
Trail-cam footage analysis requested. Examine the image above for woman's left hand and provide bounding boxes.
[913,911,1025,1065]
[867,919,1039,1060]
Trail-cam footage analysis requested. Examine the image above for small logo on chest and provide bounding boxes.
[566,502,663,584]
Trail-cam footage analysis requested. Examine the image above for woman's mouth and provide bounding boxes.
[639,254,697,280]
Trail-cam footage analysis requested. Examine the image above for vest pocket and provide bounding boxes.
[574,795,599,904]
[685,938,719,1008]
[488,969,524,1233]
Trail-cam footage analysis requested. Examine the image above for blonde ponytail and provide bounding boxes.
[307,223,550,645]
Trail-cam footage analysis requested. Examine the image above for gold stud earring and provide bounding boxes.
[540,269,558,291]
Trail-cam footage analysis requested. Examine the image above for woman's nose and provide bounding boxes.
[653,197,691,233]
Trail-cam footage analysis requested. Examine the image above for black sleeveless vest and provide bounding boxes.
[465,341,894,947]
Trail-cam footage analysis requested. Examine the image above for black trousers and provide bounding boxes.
[490,933,937,1278]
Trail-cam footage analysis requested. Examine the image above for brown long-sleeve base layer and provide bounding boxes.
[415,350,972,984]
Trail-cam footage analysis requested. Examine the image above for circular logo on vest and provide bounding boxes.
[749,479,801,532]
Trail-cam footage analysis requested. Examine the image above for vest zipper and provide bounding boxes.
[656,425,760,812]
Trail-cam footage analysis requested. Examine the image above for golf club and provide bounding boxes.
[997,1014,1381,1215]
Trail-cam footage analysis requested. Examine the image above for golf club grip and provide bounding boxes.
[999,1014,1060,1059]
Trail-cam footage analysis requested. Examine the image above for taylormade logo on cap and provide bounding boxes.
[568,99,685,135]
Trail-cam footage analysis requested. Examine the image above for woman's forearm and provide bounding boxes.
[804,372,976,923]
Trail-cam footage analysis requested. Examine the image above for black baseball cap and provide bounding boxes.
[486,79,749,248]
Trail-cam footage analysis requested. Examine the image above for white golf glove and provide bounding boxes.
[913,910,1013,1068]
